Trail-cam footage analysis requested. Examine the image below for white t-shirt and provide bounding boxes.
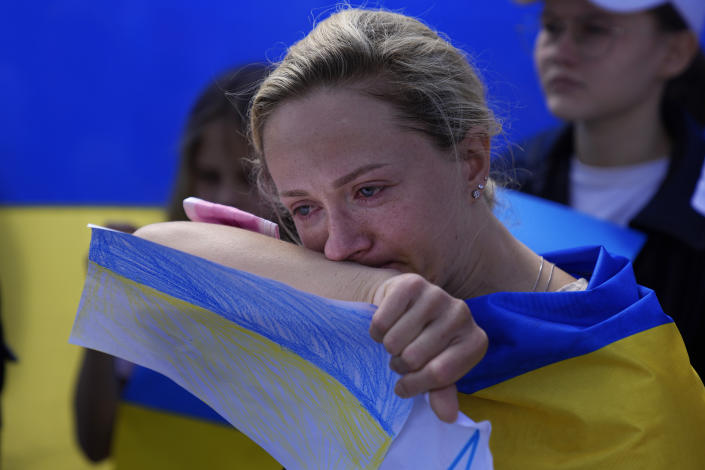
[569,156,669,227]
[692,159,705,216]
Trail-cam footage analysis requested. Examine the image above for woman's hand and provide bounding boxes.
[369,273,488,423]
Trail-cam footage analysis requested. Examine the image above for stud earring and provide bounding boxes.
[472,176,488,199]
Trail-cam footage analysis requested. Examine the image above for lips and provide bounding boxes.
[544,74,583,93]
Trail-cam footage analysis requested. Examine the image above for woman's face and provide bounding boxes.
[534,0,670,122]
[192,118,267,217]
[262,87,478,290]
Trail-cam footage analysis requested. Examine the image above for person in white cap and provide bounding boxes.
[510,0,705,379]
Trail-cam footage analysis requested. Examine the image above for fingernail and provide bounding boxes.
[389,357,406,375]
[395,382,409,398]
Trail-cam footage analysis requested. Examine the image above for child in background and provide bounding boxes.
[74,63,281,469]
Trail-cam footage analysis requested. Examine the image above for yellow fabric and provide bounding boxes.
[0,207,163,470]
[459,323,705,469]
[113,403,281,469]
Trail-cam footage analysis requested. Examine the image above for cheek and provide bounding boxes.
[296,224,327,252]
[372,206,418,244]
[193,180,217,199]
[534,45,549,76]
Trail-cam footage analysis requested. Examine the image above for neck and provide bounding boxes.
[452,209,554,298]
[573,91,670,167]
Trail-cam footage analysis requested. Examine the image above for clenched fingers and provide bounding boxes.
[393,325,487,398]
[387,295,470,374]
[369,274,429,344]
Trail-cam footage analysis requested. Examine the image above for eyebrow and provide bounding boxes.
[541,9,612,21]
[278,163,389,198]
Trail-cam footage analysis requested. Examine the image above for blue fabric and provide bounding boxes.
[495,189,646,261]
[504,106,705,379]
[89,227,405,434]
[122,365,230,425]
[458,246,671,394]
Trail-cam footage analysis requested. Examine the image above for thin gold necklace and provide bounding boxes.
[531,257,556,292]
[531,257,544,292]
[544,262,556,292]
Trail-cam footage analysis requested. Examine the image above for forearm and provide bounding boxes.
[134,222,486,423]
[133,221,396,303]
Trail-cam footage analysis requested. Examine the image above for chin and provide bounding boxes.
[545,98,592,122]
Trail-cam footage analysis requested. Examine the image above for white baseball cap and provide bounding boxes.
[519,0,705,35]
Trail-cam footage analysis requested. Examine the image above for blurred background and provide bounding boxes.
[2,1,701,469]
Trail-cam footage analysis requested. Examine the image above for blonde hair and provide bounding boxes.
[250,8,499,227]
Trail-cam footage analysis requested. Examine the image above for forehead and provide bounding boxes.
[261,86,449,189]
[263,86,400,145]
[195,118,249,166]
[264,87,414,160]
[542,0,614,17]
[540,0,658,31]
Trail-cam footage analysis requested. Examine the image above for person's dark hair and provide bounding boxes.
[167,63,271,220]
[652,4,705,126]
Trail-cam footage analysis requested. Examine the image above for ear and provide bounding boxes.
[458,128,491,189]
[659,31,699,79]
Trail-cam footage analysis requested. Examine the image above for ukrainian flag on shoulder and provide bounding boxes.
[459,245,705,469]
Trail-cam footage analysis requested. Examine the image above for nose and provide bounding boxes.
[323,210,372,262]
[547,27,580,64]
[536,26,579,65]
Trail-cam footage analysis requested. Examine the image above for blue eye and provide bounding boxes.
[358,186,381,198]
[292,205,312,217]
